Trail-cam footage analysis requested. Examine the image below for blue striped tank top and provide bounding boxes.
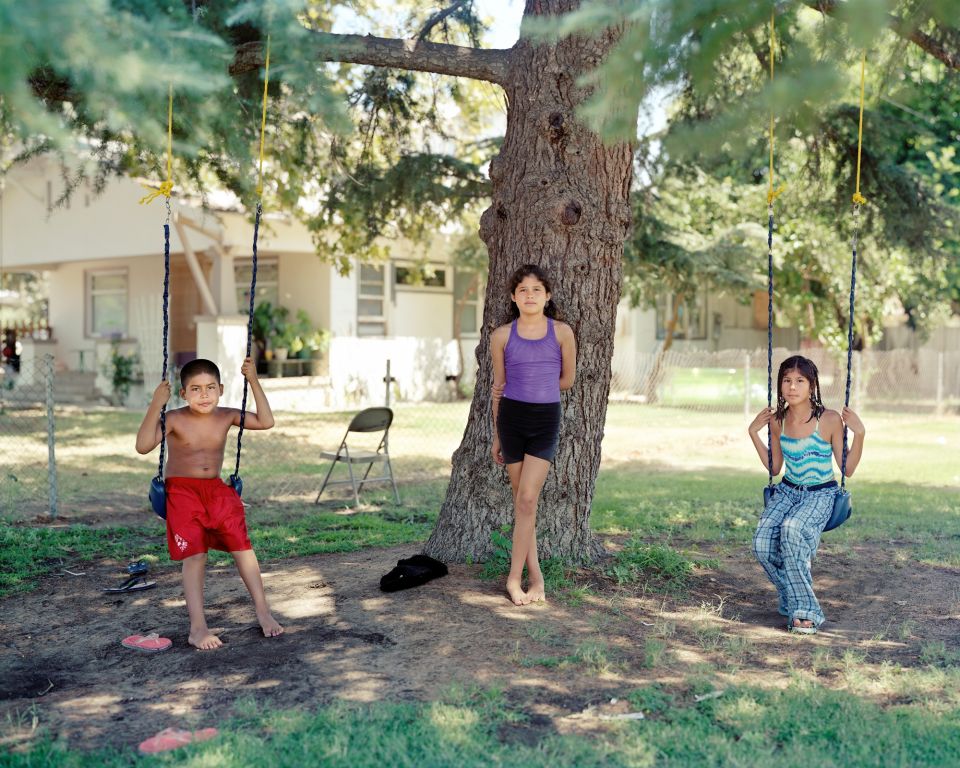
[780,419,835,485]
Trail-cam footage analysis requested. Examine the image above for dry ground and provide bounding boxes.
[3,538,959,752]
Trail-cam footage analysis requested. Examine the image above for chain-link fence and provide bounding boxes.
[0,354,57,517]
[610,347,960,415]
[1,347,957,519]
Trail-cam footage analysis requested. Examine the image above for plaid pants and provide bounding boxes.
[752,482,835,627]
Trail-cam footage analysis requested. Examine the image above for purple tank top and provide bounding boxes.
[502,318,562,404]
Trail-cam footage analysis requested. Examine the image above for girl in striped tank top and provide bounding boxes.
[491,265,577,606]
[748,355,866,634]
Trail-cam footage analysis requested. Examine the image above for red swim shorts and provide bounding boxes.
[165,477,252,560]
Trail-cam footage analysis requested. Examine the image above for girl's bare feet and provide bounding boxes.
[506,577,528,606]
[790,618,817,634]
[189,628,223,650]
[526,578,546,603]
[258,610,284,638]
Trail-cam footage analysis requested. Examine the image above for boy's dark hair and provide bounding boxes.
[180,358,221,389]
[775,355,825,423]
[507,263,561,320]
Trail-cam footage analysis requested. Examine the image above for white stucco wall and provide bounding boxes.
[46,255,165,370]
[0,159,204,268]
[276,251,332,331]
[391,289,453,340]
[329,269,358,337]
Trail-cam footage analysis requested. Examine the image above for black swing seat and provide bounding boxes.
[149,475,167,520]
[228,474,244,498]
[762,484,852,532]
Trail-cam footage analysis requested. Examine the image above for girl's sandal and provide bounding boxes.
[788,620,817,635]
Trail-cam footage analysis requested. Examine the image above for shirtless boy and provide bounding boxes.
[136,357,282,650]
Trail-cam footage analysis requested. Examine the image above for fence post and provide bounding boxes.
[743,352,751,421]
[384,358,392,407]
[44,354,58,518]
[936,351,945,415]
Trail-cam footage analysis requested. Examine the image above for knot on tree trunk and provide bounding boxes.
[561,200,582,226]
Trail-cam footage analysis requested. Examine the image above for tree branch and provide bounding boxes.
[801,0,960,70]
[231,33,512,86]
[417,0,471,42]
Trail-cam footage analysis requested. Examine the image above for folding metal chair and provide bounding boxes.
[315,406,400,505]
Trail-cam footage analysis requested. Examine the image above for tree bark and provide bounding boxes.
[424,0,633,564]
[231,34,511,84]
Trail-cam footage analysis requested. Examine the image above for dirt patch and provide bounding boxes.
[2,539,959,752]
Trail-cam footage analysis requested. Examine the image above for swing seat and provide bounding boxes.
[761,485,852,532]
[149,475,166,520]
[228,474,243,498]
[823,488,851,532]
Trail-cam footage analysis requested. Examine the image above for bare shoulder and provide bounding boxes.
[553,321,575,342]
[820,409,843,434]
[491,324,511,347]
[163,407,186,430]
[217,406,241,425]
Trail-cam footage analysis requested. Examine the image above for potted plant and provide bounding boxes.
[305,328,331,375]
[269,323,294,362]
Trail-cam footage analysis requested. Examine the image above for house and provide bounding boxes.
[2,155,956,409]
[0,156,484,407]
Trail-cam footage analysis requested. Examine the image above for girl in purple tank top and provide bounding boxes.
[491,265,577,606]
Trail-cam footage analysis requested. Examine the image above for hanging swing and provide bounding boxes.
[144,40,272,519]
[229,34,273,499]
[141,85,174,519]
[762,22,863,533]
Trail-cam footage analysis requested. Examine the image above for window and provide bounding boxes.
[235,257,279,312]
[357,263,386,336]
[395,264,447,289]
[87,270,128,337]
[655,291,707,341]
[454,270,483,336]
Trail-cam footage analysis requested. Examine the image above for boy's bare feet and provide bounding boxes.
[189,628,223,650]
[506,577,528,606]
[526,578,546,603]
[258,609,284,638]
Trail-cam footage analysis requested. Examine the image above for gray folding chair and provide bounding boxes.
[315,406,400,505]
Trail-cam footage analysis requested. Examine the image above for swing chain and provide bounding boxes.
[765,202,775,487]
[840,202,861,489]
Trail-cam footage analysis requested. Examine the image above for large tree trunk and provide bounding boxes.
[425,0,633,563]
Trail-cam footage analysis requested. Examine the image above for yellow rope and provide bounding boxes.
[767,11,785,205]
[139,85,174,205]
[852,51,867,206]
[256,35,271,198]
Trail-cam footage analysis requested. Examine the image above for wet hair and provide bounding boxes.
[775,355,825,423]
[507,263,561,320]
[180,358,221,389]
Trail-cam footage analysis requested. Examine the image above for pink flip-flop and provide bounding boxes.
[121,633,172,652]
[138,727,218,754]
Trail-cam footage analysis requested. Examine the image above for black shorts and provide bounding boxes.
[497,397,562,464]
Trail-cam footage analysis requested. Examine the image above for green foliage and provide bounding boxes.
[102,342,139,406]
[607,539,694,591]
[9,683,960,766]
[0,503,433,598]
[627,46,960,347]
[478,525,512,579]
[1,0,498,273]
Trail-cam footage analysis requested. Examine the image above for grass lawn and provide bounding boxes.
[1,405,958,764]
